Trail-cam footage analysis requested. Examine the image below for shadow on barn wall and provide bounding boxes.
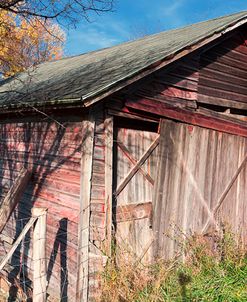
[0,120,83,300]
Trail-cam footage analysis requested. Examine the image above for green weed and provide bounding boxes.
[99,230,247,302]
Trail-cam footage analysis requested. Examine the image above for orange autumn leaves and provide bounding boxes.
[0,11,65,77]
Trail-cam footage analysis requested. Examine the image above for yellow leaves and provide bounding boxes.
[0,11,65,77]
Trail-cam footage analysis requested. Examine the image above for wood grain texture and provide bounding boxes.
[76,115,95,302]
[152,119,247,259]
[89,110,107,245]
[115,136,159,196]
[32,208,47,302]
[117,141,154,185]
[115,128,159,205]
[88,108,110,300]
[115,202,152,223]
[201,153,247,233]
[0,168,30,234]
[0,120,83,300]
[0,216,38,272]
[115,127,158,263]
[132,56,200,106]
[198,32,247,107]
[104,115,113,256]
[119,29,247,134]
[126,98,247,138]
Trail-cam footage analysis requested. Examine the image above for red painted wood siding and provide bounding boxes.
[121,28,247,137]
[0,121,83,301]
[198,30,247,107]
[131,55,199,106]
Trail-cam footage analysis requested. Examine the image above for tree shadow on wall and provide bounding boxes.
[0,119,88,301]
[47,218,68,302]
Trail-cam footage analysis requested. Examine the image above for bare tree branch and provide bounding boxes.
[0,0,114,25]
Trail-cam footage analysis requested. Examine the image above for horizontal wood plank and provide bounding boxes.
[126,98,247,137]
[115,202,152,223]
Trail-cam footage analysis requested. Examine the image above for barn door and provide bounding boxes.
[152,119,247,259]
[113,120,159,263]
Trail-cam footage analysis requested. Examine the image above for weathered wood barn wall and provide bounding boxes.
[124,27,247,259]
[0,117,83,299]
[0,11,246,302]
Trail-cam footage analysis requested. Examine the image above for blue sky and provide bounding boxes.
[64,0,247,56]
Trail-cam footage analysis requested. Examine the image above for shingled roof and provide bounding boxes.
[0,10,247,110]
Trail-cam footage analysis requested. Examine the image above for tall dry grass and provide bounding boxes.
[98,229,247,302]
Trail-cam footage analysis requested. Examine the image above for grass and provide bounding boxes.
[99,229,247,302]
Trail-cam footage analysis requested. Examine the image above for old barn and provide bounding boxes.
[0,10,247,301]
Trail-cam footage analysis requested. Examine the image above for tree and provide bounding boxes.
[0,0,113,77]
[0,0,114,25]
[0,11,65,77]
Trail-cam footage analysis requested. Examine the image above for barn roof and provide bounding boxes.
[0,10,247,110]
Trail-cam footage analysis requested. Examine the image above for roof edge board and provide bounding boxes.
[82,15,247,108]
[0,97,82,112]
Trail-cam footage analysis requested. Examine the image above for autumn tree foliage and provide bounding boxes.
[0,0,113,77]
[0,11,65,77]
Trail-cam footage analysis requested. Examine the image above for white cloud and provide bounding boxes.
[77,28,118,48]
[95,17,131,40]
[162,0,184,16]
[65,17,131,55]
[149,0,187,30]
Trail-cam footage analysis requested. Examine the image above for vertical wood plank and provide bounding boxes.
[152,118,247,259]
[201,153,247,234]
[76,115,95,302]
[115,136,159,196]
[32,207,47,302]
[104,115,113,256]
[115,127,158,264]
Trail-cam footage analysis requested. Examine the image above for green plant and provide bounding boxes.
[98,230,247,302]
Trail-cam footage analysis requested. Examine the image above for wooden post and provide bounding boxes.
[105,115,113,256]
[76,115,95,302]
[32,208,47,302]
[0,216,37,272]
